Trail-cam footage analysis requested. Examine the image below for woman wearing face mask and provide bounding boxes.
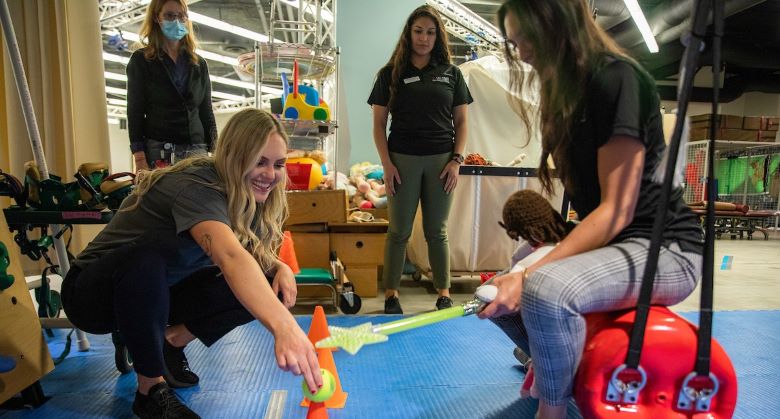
[126,0,217,171]
[62,109,323,419]
[368,5,473,314]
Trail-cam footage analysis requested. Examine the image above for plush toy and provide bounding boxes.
[347,162,388,210]
[365,190,387,208]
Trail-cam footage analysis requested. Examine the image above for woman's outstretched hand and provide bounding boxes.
[274,326,323,395]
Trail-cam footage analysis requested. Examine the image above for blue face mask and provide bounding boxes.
[160,20,188,41]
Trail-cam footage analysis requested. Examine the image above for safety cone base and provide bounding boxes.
[301,390,347,408]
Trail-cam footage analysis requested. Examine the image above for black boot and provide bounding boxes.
[384,296,403,314]
[132,382,200,419]
[162,341,199,388]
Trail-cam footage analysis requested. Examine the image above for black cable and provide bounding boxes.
[625,0,713,369]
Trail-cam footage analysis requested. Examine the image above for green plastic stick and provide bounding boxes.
[316,300,481,355]
[374,306,466,336]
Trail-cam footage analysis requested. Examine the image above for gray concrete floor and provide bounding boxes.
[294,229,780,315]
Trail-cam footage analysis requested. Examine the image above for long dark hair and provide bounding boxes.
[497,0,629,195]
[382,5,451,109]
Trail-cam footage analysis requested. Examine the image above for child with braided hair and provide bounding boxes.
[492,189,574,399]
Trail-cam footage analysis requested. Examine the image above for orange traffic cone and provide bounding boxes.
[279,231,300,274]
[301,306,348,408]
[306,401,328,419]
[301,346,348,408]
[306,305,331,348]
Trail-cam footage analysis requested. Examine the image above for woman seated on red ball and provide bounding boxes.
[478,2,703,418]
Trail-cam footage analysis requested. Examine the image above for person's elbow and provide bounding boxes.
[211,245,252,273]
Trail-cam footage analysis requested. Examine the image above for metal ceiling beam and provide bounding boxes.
[427,0,503,52]
[99,0,203,28]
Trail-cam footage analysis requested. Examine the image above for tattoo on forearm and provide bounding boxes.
[201,233,213,257]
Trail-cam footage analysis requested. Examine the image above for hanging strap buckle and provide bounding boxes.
[606,364,647,404]
[677,372,719,412]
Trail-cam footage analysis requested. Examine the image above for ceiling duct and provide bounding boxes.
[614,0,767,50]
[593,0,631,30]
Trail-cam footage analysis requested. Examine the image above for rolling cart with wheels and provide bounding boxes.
[295,252,362,314]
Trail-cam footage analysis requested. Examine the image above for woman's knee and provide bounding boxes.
[521,267,574,314]
[386,227,413,244]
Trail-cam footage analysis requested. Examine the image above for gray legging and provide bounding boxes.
[383,151,454,290]
[491,238,701,406]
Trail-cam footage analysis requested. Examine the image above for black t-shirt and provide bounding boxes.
[567,56,703,254]
[367,61,473,155]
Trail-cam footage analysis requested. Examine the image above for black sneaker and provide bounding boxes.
[132,382,201,419]
[384,296,403,314]
[435,296,454,310]
[162,341,199,388]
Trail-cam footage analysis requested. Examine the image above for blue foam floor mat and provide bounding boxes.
[1,311,778,418]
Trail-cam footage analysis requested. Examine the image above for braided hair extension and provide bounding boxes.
[499,189,569,246]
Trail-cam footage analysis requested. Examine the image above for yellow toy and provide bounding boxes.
[282,59,330,121]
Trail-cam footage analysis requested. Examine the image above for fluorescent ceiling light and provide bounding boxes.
[104,71,127,81]
[117,31,240,65]
[103,52,129,65]
[194,49,240,66]
[427,0,502,44]
[623,0,659,53]
[278,0,334,23]
[103,70,280,96]
[211,91,248,101]
[210,75,283,95]
[107,98,127,106]
[189,12,270,43]
[104,83,249,102]
[107,118,120,125]
[106,86,128,95]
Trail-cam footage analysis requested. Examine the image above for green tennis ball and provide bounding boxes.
[302,368,336,402]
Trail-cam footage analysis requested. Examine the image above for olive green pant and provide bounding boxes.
[383,151,454,290]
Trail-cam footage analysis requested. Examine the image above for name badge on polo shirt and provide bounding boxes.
[403,76,421,84]
[432,76,450,83]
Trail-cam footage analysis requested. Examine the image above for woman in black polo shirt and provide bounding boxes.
[368,5,473,314]
[478,1,704,417]
[127,0,217,170]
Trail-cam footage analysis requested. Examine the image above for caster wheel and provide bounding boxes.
[339,293,362,314]
[412,271,422,281]
[112,332,133,374]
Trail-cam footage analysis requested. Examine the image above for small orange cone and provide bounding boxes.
[279,231,300,274]
[301,306,348,408]
[306,401,328,419]
[306,305,331,348]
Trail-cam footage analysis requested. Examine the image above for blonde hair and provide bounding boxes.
[129,109,289,272]
[138,0,199,65]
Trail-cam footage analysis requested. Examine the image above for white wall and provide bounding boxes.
[662,91,780,118]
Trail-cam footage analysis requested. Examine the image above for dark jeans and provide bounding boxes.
[62,243,257,378]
